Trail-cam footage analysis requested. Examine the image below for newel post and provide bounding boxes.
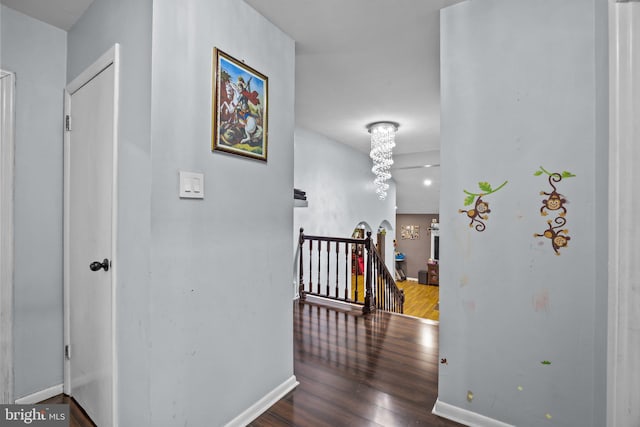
[298,228,306,302]
[363,231,375,314]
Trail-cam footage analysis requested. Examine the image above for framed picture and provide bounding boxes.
[212,48,268,161]
[401,225,420,240]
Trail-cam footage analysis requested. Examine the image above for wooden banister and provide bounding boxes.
[297,228,404,314]
[368,239,404,313]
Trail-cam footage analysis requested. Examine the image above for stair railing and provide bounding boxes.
[298,228,404,314]
[369,238,405,313]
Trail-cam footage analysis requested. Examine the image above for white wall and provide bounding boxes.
[593,0,609,424]
[149,1,295,425]
[438,0,608,426]
[68,0,295,424]
[0,6,67,399]
[293,127,397,290]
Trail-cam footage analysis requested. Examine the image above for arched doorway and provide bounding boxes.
[349,222,371,302]
[377,219,394,266]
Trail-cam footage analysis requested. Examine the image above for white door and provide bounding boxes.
[64,47,118,426]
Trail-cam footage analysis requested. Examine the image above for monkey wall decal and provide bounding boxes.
[459,196,491,232]
[539,173,568,217]
[534,217,571,256]
[458,180,507,232]
[534,166,575,255]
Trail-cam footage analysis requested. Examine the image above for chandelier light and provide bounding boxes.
[367,121,398,200]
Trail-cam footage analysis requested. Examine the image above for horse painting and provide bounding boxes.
[212,48,268,161]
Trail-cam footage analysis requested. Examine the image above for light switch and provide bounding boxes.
[179,171,204,199]
[192,177,201,193]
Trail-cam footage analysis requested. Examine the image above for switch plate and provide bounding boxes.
[179,171,204,199]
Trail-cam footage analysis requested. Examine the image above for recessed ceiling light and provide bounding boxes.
[423,179,432,186]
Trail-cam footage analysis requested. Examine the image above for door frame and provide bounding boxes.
[607,2,640,426]
[63,44,120,424]
[0,69,16,404]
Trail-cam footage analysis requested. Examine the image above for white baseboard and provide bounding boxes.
[432,399,515,427]
[304,294,362,313]
[224,375,298,427]
[15,384,63,404]
[392,311,439,326]
[407,277,418,282]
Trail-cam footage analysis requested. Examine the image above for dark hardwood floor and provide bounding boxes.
[40,394,96,427]
[250,301,462,426]
[41,301,459,427]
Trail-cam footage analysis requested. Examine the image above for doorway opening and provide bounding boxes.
[349,222,371,303]
[1,69,16,404]
[394,215,440,322]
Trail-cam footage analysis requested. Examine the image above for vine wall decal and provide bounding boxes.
[533,166,575,255]
[458,180,508,232]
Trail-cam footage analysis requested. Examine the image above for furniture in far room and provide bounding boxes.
[395,253,407,281]
[418,269,428,284]
[427,263,439,286]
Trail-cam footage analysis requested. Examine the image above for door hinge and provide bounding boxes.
[65,115,71,131]
[65,344,71,360]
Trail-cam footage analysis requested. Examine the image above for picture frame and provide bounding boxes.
[212,48,268,161]
[401,225,420,240]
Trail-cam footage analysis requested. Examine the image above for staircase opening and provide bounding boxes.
[297,228,404,314]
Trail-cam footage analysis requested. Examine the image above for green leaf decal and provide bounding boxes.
[534,170,543,176]
[541,360,551,365]
[464,194,476,206]
[561,171,576,178]
[478,182,492,193]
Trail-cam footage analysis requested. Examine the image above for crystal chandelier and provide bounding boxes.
[367,121,398,200]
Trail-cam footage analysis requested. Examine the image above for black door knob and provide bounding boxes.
[89,258,110,272]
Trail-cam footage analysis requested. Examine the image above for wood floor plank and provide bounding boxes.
[351,276,440,322]
[396,280,440,321]
[251,301,462,427]
[41,299,455,427]
[39,394,96,427]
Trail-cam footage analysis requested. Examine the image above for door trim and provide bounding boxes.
[0,69,16,404]
[608,2,640,425]
[63,44,120,425]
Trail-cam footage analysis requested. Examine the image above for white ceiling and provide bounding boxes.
[246,0,463,213]
[1,0,460,213]
[0,0,93,31]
